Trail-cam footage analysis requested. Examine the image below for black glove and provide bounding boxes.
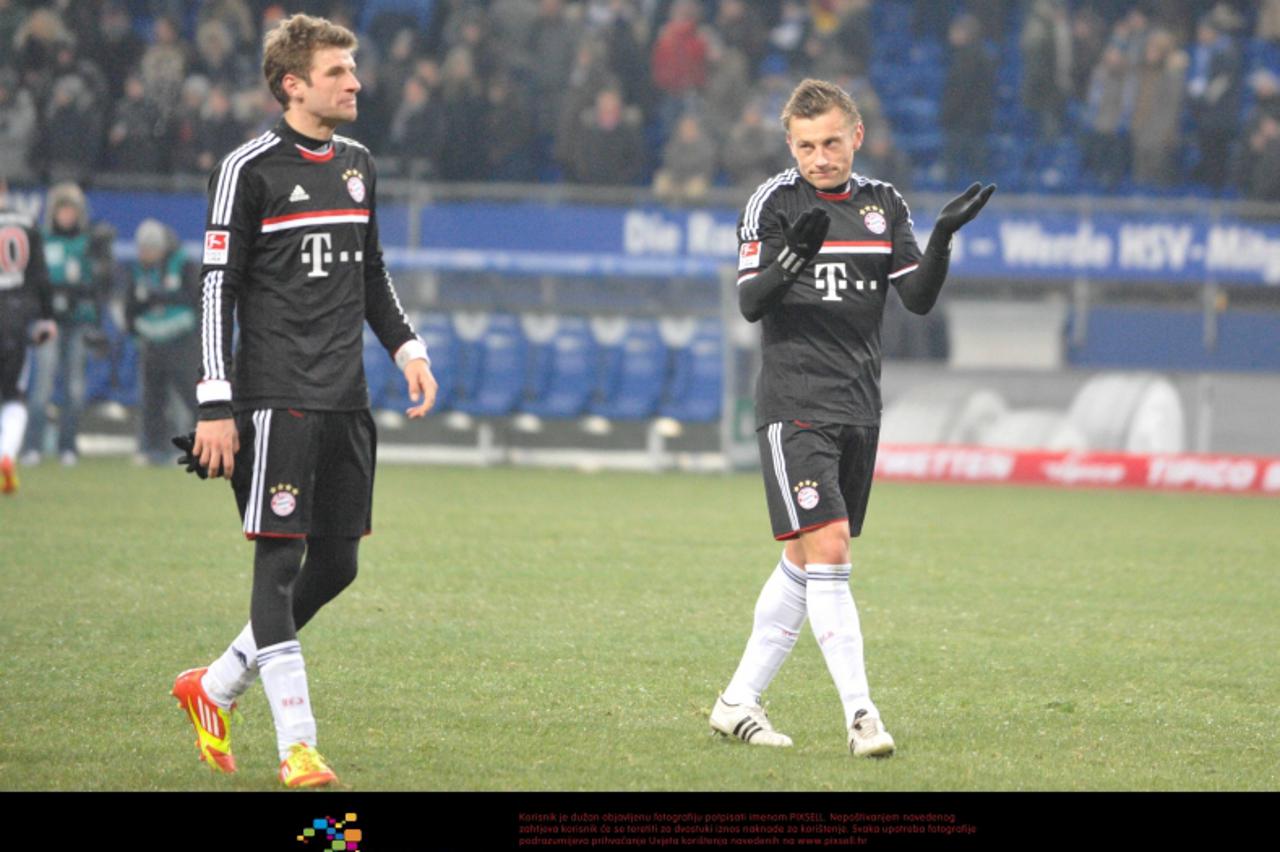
[775,208,831,276]
[933,182,996,239]
[172,432,209,479]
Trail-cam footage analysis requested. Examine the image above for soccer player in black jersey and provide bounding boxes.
[0,178,57,495]
[171,14,438,787]
[710,79,994,756]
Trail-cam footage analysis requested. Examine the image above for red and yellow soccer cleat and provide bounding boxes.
[171,667,237,773]
[279,742,338,788]
[1,455,18,495]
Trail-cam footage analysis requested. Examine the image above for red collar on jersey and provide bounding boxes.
[815,180,852,201]
[296,143,335,162]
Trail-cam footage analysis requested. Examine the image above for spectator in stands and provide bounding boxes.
[0,70,36,184]
[1241,115,1280,201]
[594,0,652,118]
[1070,6,1108,101]
[651,0,709,126]
[170,75,212,176]
[435,47,489,181]
[530,0,583,137]
[106,73,168,175]
[1083,44,1135,190]
[40,73,102,184]
[23,182,112,466]
[192,19,255,92]
[1131,30,1188,188]
[703,37,751,141]
[1261,0,1280,43]
[0,0,24,58]
[13,8,70,95]
[1187,10,1244,191]
[553,35,619,172]
[194,85,247,174]
[722,99,787,190]
[941,13,996,185]
[1111,8,1152,68]
[389,74,443,178]
[87,2,145,101]
[483,70,538,182]
[826,0,874,78]
[126,219,197,466]
[139,15,189,113]
[769,1,811,69]
[1236,70,1280,199]
[562,87,645,185]
[653,112,717,203]
[198,0,257,51]
[716,0,769,75]
[1020,0,1073,142]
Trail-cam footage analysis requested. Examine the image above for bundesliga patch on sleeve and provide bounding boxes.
[203,230,230,266]
[739,241,762,271]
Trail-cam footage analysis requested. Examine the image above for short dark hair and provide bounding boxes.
[780,78,862,131]
[262,14,358,109]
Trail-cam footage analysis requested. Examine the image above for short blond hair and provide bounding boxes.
[262,13,358,109]
[780,78,861,131]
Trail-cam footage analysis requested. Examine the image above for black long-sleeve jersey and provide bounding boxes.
[0,204,52,338]
[196,119,424,414]
[736,169,923,428]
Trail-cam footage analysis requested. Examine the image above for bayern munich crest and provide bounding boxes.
[793,480,820,510]
[861,205,887,235]
[343,168,366,203]
[269,483,300,517]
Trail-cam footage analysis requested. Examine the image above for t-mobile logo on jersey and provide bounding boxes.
[813,262,877,301]
[300,232,364,278]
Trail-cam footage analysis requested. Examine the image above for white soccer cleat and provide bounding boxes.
[848,709,895,757]
[710,695,793,747]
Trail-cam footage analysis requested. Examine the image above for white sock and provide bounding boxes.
[258,640,316,762]
[1,402,27,459]
[203,622,259,707]
[806,563,878,728]
[722,552,808,706]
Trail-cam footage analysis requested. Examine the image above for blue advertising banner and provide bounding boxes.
[7,188,1277,285]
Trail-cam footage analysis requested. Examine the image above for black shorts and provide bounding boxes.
[757,420,880,541]
[0,329,30,401]
[231,408,377,540]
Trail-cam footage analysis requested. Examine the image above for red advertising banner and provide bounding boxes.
[875,445,1280,496]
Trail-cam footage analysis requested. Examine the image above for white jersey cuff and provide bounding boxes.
[395,338,430,371]
[197,380,232,404]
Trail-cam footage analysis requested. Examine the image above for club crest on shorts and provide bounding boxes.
[860,205,887,235]
[269,483,300,517]
[793,480,820,510]
[343,168,366,204]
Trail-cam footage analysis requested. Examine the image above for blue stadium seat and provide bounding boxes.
[521,315,596,419]
[589,317,667,420]
[659,318,722,423]
[453,313,526,417]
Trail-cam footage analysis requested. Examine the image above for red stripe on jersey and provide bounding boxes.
[296,144,334,162]
[823,240,893,248]
[261,209,369,226]
[816,187,852,201]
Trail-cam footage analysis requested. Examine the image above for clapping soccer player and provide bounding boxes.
[171,14,437,787]
[710,79,994,756]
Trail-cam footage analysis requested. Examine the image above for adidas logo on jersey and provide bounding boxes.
[289,185,310,203]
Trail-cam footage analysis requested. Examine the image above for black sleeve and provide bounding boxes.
[361,156,424,365]
[735,192,795,323]
[892,234,952,316]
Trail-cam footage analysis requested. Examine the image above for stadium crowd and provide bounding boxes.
[1,0,1278,200]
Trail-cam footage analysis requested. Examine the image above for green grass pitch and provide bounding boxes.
[1,459,1277,791]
